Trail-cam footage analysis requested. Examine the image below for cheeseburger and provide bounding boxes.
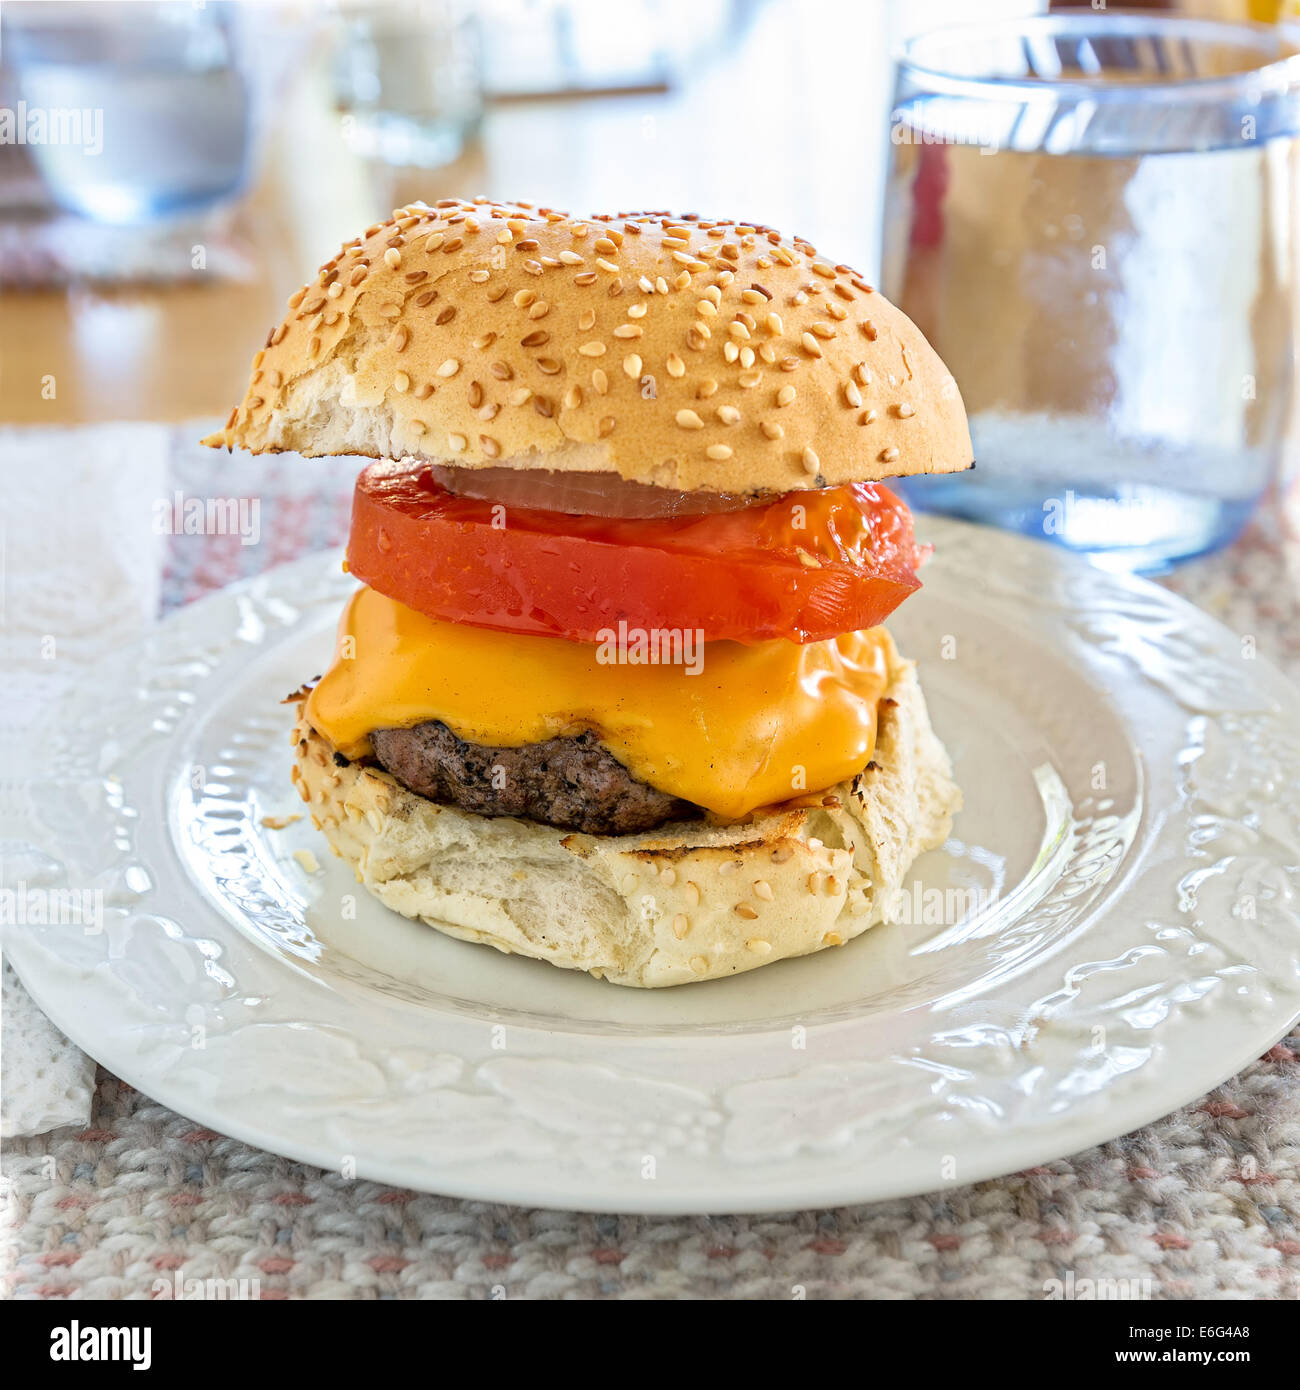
[206,198,972,987]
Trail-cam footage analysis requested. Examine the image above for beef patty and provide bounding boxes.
[368,721,698,835]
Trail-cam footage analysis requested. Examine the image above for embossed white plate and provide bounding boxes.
[7,519,1300,1213]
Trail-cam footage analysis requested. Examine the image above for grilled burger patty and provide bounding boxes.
[368,721,698,835]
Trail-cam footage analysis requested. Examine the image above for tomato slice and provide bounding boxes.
[347,462,924,645]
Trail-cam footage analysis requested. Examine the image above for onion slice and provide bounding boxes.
[426,465,759,519]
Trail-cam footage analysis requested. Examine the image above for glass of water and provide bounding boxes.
[881,13,1300,572]
[2,0,252,225]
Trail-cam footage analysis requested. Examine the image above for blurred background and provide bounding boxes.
[1,0,1298,570]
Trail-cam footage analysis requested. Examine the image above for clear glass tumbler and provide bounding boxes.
[2,0,252,225]
[881,14,1300,572]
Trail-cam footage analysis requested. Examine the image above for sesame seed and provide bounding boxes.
[686,327,707,351]
[801,332,823,357]
[578,341,606,356]
[393,371,410,392]
[480,435,501,458]
[746,938,773,955]
[490,361,513,380]
[802,446,820,474]
[696,378,718,398]
[690,955,709,974]
[528,301,550,320]
[697,299,717,318]
[436,358,460,377]
[534,396,553,418]
[809,321,836,340]
[391,325,410,352]
[812,262,836,279]
[537,357,562,374]
[760,420,783,440]
[845,382,863,408]
[424,232,445,252]
[564,385,583,409]
[414,382,433,399]
[670,912,691,940]
[738,370,761,389]
[684,880,700,907]
[508,387,532,405]
[854,363,871,386]
[724,343,740,364]
[655,276,669,295]
[468,269,490,284]
[861,320,878,340]
[596,257,619,273]
[574,271,598,286]
[612,324,642,339]
[823,931,844,947]
[827,874,842,894]
[879,446,900,462]
[447,433,467,452]
[665,353,685,378]
[777,386,797,407]
[894,403,915,418]
[627,303,647,319]
[676,409,705,430]
[716,406,740,425]
[808,872,823,895]
[706,444,732,460]
[740,347,755,369]
[673,271,692,292]
[623,354,642,378]
[520,330,549,347]
[753,879,774,901]
[591,368,608,394]
[435,306,457,325]
[468,380,483,409]
[598,415,615,437]
[734,904,759,920]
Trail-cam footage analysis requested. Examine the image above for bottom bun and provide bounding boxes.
[290,633,960,987]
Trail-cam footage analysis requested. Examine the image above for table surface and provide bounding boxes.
[2,425,1299,1299]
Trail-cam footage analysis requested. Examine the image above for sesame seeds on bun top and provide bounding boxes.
[203,197,973,494]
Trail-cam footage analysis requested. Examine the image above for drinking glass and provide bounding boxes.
[2,0,252,225]
[881,14,1300,572]
[332,0,483,168]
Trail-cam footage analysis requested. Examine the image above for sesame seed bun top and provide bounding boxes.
[203,197,973,494]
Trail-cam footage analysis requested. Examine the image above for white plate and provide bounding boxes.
[7,518,1300,1213]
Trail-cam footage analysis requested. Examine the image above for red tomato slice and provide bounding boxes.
[346,462,924,645]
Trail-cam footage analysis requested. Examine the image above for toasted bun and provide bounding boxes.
[289,634,959,987]
[205,198,972,494]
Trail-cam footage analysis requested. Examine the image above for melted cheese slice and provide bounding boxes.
[306,586,892,820]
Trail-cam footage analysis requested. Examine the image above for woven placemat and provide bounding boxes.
[3,432,1298,1299]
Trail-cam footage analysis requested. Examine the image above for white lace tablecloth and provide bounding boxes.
[2,425,1298,1299]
